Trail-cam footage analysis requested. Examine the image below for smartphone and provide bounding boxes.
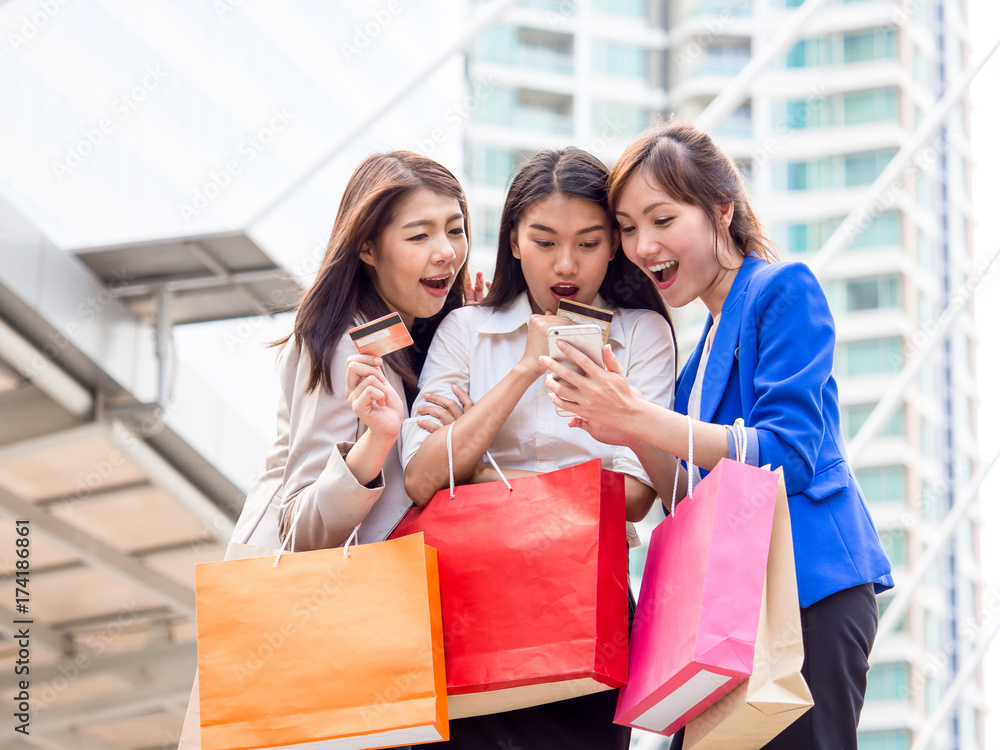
[546,324,605,417]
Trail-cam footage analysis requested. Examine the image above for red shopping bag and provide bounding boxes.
[389,458,629,719]
[615,458,779,736]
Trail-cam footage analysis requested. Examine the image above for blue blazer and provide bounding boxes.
[676,257,893,608]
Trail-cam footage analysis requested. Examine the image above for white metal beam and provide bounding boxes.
[0,319,93,417]
[0,486,197,618]
[0,422,106,464]
[0,642,196,692]
[696,0,830,132]
[244,0,521,228]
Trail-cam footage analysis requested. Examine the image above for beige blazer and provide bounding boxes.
[231,332,413,551]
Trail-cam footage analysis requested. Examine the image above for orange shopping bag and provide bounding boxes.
[194,532,448,750]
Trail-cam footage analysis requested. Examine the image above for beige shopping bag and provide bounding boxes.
[683,468,814,749]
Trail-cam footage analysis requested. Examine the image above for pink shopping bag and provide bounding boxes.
[615,458,779,736]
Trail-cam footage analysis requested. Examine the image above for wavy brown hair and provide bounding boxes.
[279,151,470,394]
[607,119,777,265]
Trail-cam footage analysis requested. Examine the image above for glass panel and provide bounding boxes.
[593,40,647,77]
[849,212,901,248]
[843,405,903,439]
[858,731,911,750]
[879,530,907,566]
[473,147,516,187]
[865,663,909,702]
[845,276,900,310]
[592,0,647,16]
[855,465,905,501]
[837,338,903,376]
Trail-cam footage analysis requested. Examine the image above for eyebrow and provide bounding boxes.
[615,201,675,219]
[527,223,607,235]
[402,213,464,229]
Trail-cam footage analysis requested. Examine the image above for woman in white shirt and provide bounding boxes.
[401,147,676,750]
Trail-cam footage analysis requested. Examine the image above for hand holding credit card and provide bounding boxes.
[348,312,414,357]
[556,299,614,344]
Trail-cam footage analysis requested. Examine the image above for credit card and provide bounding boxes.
[557,299,613,345]
[348,312,414,356]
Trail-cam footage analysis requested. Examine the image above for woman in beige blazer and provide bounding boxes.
[233,150,474,551]
[179,150,474,748]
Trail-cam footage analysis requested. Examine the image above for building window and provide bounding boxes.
[787,159,831,190]
[592,0,647,17]
[835,338,903,377]
[858,731,910,750]
[849,212,901,249]
[845,150,895,186]
[784,98,830,128]
[845,276,900,311]
[844,29,898,63]
[468,146,516,188]
[592,40,647,78]
[854,465,905,502]
[843,404,903,440]
[781,221,829,253]
[843,88,899,125]
[879,529,907,567]
[786,37,830,67]
[876,597,907,633]
[865,663,910,702]
[592,101,649,140]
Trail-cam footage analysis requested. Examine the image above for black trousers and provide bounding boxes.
[671,583,878,750]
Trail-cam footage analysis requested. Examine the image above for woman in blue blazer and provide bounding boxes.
[541,120,893,749]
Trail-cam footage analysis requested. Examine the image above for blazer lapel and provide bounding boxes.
[696,257,761,423]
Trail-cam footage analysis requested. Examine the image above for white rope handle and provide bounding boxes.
[342,523,361,559]
[445,421,511,496]
[670,414,694,516]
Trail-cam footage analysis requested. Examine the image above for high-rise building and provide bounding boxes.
[660,1,983,748]
[462,0,670,271]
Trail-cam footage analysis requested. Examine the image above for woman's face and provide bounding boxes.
[615,173,737,317]
[361,188,468,327]
[510,193,617,315]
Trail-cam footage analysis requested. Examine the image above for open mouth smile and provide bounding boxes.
[647,260,678,287]
[420,274,453,297]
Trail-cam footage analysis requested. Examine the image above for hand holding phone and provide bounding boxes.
[546,324,604,417]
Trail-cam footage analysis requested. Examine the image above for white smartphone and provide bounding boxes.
[546,324,605,417]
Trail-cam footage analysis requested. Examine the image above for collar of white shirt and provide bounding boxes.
[475,291,626,346]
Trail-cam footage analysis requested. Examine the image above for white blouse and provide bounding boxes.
[401,291,676,488]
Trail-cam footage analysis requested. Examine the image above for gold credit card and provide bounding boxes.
[557,299,613,345]
[348,312,414,356]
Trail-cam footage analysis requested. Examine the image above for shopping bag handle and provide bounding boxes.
[669,414,694,516]
[445,422,512,498]
[271,486,363,566]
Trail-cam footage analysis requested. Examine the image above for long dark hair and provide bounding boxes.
[607,118,777,265]
[481,147,671,319]
[279,151,470,393]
